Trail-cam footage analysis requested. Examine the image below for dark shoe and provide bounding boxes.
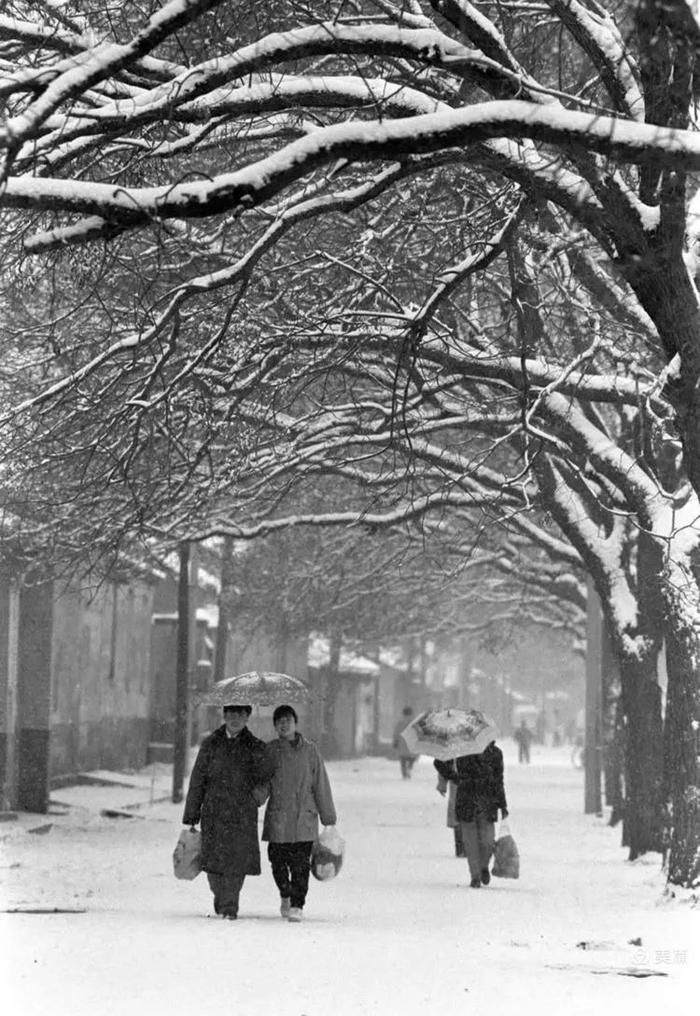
[481,868,491,885]
[470,877,481,888]
[221,909,238,920]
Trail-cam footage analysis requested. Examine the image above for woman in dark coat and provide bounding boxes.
[182,704,268,919]
[434,741,508,888]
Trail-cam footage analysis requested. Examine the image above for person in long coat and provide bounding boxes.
[182,703,268,919]
[261,704,337,922]
[514,719,534,763]
[434,741,508,888]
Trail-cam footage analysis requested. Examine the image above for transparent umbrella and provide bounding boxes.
[401,708,499,761]
[196,671,310,708]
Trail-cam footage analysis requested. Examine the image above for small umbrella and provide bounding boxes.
[401,708,499,761]
[196,671,310,708]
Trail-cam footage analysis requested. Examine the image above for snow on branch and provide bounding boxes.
[12,101,700,249]
[431,0,529,76]
[2,23,496,145]
[4,0,225,156]
[543,0,644,120]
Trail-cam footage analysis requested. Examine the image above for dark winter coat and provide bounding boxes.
[434,743,507,823]
[514,725,534,747]
[182,725,268,876]
[261,733,337,843]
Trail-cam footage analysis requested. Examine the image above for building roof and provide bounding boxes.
[308,634,379,676]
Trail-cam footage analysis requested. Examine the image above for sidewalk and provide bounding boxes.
[1,761,179,838]
[1,747,696,1016]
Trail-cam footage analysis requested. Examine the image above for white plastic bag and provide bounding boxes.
[492,819,519,879]
[173,827,202,880]
[311,825,345,881]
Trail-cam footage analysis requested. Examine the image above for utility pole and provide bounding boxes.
[172,542,192,804]
[584,575,603,815]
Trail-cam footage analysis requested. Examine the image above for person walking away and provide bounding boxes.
[434,740,508,888]
[393,706,418,778]
[514,719,533,763]
[262,704,337,922]
[182,703,268,919]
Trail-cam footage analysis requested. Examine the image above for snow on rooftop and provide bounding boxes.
[378,646,407,670]
[152,605,219,628]
[308,634,379,675]
[196,604,218,628]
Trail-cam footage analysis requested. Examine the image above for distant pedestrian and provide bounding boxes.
[514,719,533,763]
[182,703,268,919]
[393,706,418,779]
[262,704,337,923]
[434,741,508,888]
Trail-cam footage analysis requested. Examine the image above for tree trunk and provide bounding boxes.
[321,629,342,758]
[172,542,191,805]
[602,622,622,814]
[276,613,290,674]
[606,697,626,829]
[212,535,234,685]
[585,577,603,815]
[619,659,664,859]
[662,561,700,888]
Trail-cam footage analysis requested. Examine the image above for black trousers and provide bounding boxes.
[268,841,313,909]
[206,872,245,917]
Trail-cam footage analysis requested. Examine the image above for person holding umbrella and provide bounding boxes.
[182,703,269,919]
[261,704,337,922]
[401,707,508,889]
[434,742,508,888]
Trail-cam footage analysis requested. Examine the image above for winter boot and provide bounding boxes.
[481,868,491,885]
[280,897,291,918]
[288,907,303,922]
[470,877,481,888]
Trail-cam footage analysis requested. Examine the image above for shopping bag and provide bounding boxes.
[173,827,202,880]
[492,819,519,879]
[311,825,345,881]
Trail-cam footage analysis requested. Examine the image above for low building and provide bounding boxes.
[307,636,380,757]
[0,571,154,812]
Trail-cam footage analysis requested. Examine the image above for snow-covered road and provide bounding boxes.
[1,744,696,1016]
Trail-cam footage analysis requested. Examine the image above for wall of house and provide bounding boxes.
[150,616,178,741]
[18,581,54,807]
[354,680,376,754]
[0,575,19,810]
[50,579,153,777]
[333,680,357,757]
[150,616,212,751]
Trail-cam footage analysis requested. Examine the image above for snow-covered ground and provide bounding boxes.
[1,744,696,1016]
